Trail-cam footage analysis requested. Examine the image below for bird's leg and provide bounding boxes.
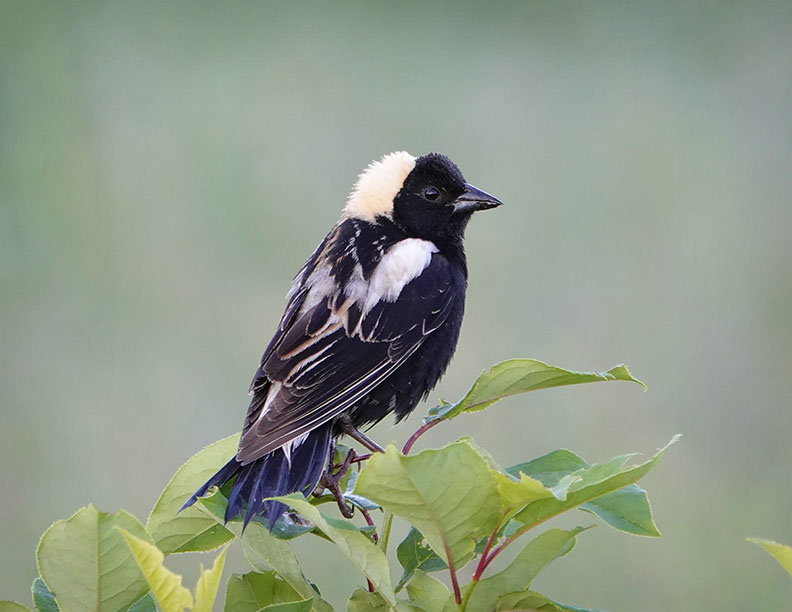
[332,445,358,481]
[320,470,354,518]
[313,415,383,518]
[314,439,357,518]
[312,438,335,497]
[337,414,385,454]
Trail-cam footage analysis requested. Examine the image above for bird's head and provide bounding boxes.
[343,151,502,243]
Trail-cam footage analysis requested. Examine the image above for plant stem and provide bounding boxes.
[472,522,502,581]
[402,418,442,454]
[331,453,372,470]
[441,540,462,605]
[359,507,378,544]
[359,508,379,593]
[477,521,532,576]
[478,509,577,576]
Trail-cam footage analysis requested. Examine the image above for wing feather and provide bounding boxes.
[236,251,458,464]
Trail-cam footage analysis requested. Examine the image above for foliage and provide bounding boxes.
[747,538,792,578]
[2,358,679,611]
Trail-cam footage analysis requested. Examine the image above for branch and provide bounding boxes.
[402,418,442,454]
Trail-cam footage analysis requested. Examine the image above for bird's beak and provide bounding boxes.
[452,183,504,214]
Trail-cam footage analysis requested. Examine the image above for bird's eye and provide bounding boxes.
[423,187,441,201]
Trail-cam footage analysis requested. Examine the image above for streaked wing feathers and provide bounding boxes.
[236,253,457,464]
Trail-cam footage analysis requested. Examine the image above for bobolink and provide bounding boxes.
[182,151,502,526]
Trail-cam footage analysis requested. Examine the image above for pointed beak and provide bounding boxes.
[452,183,504,214]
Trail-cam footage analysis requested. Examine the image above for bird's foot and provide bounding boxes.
[318,447,357,518]
[332,446,358,481]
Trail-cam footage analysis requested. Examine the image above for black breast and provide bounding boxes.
[347,253,467,429]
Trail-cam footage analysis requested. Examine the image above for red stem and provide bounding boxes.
[478,511,561,577]
[443,540,462,604]
[404,418,461,598]
[359,508,378,592]
[472,522,503,581]
[477,529,521,577]
[359,507,378,544]
[402,418,442,454]
[331,453,372,471]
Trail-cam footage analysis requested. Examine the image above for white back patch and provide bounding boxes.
[343,151,417,222]
[365,239,438,311]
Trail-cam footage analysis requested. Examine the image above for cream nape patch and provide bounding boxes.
[343,151,417,222]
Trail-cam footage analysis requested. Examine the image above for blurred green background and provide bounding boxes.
[2,2,791,610]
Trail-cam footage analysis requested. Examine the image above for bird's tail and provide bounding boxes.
[180,423,332,528]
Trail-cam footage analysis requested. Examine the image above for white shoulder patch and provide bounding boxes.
[365,238,438,311]
[343,151,417,222]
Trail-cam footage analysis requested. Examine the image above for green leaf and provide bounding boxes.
[568,454,636,488]
[224,572,275,611]
[0,603,33,612]
[223,571,304,612]
[508,448,661,536]
[118,528,194,612]
[344,471,381,512]
[194,545,228,612]
[427,359,645,420]
[495,591,609,612]
[464,527,587,612]
[346,591,420,612]
[237,523,333,612]
[259,601,314,612]
[495,590,563,611]
[354,441,501,568]
[36,506,151,612]
[507,450,589,486]
[273,496,398,610]
[127,593,156,612]
[270,517,317,540]
[550,601,609,612]
[395,528,447,591]
[470,439,565,524]
[346,589,389,612]
[748,538,792,577]
[405,571,451,612]
[513,436,679,530]
[493,470,556,517]
[196,486,317,541]
[147,434,238,554]
[581,484,660,537]
[31,578,58,612]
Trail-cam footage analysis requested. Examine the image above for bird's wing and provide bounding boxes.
[236,253,459,464]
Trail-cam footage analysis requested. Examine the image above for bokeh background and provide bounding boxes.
[2,2,791,610]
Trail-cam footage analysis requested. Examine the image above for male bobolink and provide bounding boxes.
[182,152,502,526]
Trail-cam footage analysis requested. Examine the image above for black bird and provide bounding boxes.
[182,152,502,527]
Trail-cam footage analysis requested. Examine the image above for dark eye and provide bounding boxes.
[423,187,441,201]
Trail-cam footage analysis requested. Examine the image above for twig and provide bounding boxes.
[477,521,533,577]
[402,418,442,454]
[332,453,372,470]
[358,498,379,593]
[472,521,503,581]
[359,507,378,544]
[443,540,462,605]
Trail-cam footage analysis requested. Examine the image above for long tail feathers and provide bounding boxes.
[180,423,332,529]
